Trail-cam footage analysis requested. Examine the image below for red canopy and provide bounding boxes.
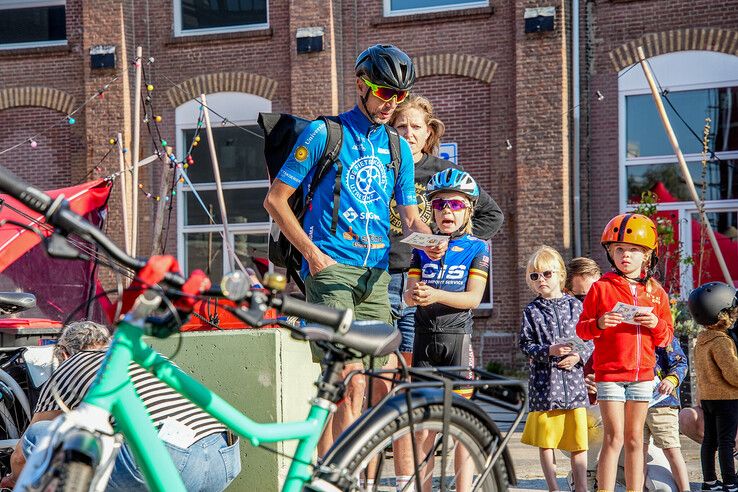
[0,179,112,323]
[0,179,111,272]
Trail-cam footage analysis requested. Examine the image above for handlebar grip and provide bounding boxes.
[0,164,52,214]
[278,295,349,331]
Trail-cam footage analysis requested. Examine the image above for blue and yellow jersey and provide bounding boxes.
[276,106,416,278]
[409,234,490,334]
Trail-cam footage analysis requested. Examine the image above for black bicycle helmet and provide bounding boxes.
[355,44,415,90]
[688,281,738,326]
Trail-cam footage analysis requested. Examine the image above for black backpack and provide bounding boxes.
[257,112,402,292]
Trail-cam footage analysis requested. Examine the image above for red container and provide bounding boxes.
[180,297,278,332]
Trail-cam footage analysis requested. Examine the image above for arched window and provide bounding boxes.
[619,51,738,290]
[175,92,271,282]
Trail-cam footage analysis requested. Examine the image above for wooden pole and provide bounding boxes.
[130,46,143,258]
[116,132,130,255]
[200,93,234,272]
[151,147,175,255]
[636,47,733,286]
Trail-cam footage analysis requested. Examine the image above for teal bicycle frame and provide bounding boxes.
[83,318,331,492]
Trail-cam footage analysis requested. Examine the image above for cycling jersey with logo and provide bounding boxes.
[277,106,416,278]
[409,234,490,334]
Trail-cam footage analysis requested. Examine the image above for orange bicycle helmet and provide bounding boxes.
[601,213,658,251]
[601,213,660,283]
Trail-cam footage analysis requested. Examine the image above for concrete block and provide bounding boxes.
[148,328,321,491]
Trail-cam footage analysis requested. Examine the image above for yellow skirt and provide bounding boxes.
[520,408,588,452]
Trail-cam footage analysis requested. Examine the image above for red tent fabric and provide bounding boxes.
[0,179,113,323]
[0,179,111,272]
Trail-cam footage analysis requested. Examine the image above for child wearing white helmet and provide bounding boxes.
[403,168,489,491]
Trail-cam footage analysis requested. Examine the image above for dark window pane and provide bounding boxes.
[184,188,269,225]
[183,126,267,184]
[627,160,738,203]
[626,87,738,157]
[390,0,485,11]
[234,233,269,279]
[185,232,223,280]
[0,6,66,44]
[181,0,267,30]
[689,211,738,287]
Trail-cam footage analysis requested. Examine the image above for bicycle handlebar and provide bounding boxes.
[0,164,350,330]
[276,295,347,329]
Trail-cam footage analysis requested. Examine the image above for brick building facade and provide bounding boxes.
[0,0,736,367]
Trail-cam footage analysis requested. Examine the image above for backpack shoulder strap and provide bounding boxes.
[309,116,343,234]
[384,125,402,200]
[385,124,401,183]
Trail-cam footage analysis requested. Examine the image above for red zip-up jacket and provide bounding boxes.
[576,272,673,383]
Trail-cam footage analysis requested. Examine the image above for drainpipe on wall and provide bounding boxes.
[572,0,582,257]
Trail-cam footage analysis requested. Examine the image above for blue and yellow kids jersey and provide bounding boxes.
[409,234,490,334]
[276,106,416,278]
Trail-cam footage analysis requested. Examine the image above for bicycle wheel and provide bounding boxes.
[28,459,94,492]
[327,403,508,492]
[58,460,94,492]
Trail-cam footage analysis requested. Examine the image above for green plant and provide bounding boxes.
[485,360,508,375]
[670,296,702,338]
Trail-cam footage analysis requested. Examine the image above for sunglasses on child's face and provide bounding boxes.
[529,271,555,281]
[431,199,468,211]
[362,78,409,103]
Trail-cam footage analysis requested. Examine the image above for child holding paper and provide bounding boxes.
[405,169,489,369]
[404,169,488,492]
[518,245,592,492]
[645,337,690,492]
[576,213,674,492]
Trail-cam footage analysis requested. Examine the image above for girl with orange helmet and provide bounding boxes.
[576,213,674,492]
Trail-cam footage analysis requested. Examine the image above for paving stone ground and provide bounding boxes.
[508,431,704,491]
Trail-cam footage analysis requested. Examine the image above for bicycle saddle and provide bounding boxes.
[0,292,36,314]
[302,320,401,357]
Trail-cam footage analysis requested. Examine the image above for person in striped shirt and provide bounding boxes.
[3,321,240,491]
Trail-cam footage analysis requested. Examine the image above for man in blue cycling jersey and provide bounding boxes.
[264,44,439,455]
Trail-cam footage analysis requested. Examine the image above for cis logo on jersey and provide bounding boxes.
[423,264,467,280]
[294,146,309,162]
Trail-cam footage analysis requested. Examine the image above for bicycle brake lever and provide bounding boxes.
[45,233,86,260]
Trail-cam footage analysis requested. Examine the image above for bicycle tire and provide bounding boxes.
[325,403,508,492]
[58,460,93,492]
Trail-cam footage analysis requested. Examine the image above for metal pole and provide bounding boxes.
[131,46,143,258]
[636,47,733,285]
[151,147,174,255]
[572,0,582,257]
[200,93,234,272]
[116,132,130,255]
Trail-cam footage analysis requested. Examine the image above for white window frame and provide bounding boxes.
[173,0,269,37]
[383,0,488,17]
[618,50,738,293]
[175,92,272,276]
[0,0,67,50]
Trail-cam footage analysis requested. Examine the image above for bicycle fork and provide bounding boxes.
[14,404,121,492]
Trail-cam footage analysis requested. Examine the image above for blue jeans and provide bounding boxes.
[388,272,416,353]
[23,420,241,491]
